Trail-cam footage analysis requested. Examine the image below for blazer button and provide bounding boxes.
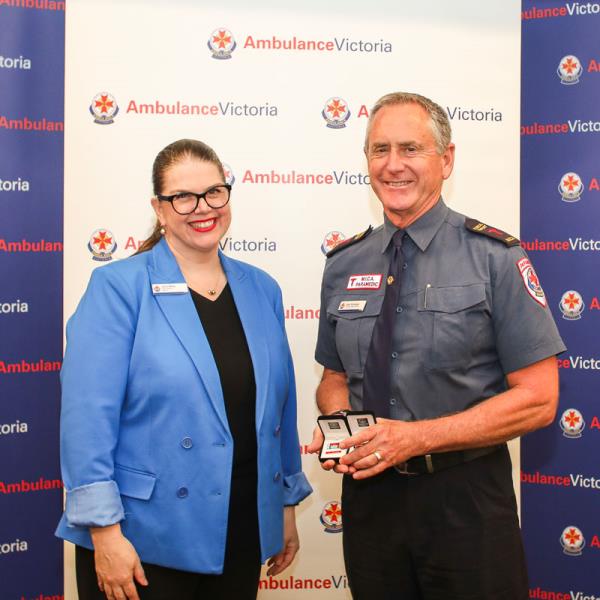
[273,472,281,482]
[177,487,189,498]
[274,425,281,437]
[181,437,193,449]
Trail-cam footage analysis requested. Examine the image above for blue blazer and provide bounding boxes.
[56,238,311,574]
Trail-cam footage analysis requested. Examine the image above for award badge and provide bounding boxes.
[317,411,376,463]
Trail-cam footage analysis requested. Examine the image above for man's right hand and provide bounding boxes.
[91,524,148,600]
[307,426,356,474]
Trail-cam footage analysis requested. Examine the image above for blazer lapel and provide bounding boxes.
[221,252,270,431]
[147,239,229,433]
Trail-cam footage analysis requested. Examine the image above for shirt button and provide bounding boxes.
[176,487,189,498]
[391,352,398,359]
[273,472,281,482]
[274,425,281,437]
[396,307,403,313]
[390,398,397,406]
[181,437,193,449]
[402,263,408,270]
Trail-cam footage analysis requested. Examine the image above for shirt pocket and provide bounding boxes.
[417,283,488,370]
[327,294,385,374]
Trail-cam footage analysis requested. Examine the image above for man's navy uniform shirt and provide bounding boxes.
[315,199,566,421]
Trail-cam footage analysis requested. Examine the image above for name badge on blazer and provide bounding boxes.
[152,283,188,295]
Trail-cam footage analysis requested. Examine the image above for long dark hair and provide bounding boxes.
[136,139,226,254]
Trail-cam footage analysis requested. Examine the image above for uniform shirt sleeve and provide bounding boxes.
[315,261,345,372]
[491,245,566,374]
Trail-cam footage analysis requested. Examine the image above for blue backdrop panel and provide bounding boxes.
[0,3,64,599]
[521,1,600,596]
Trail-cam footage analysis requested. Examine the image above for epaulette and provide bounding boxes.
[464,218,520,247]
[326,226,373,258]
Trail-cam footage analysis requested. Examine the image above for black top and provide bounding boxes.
[190,285,257,478]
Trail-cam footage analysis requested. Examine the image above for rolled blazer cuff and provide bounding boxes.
[65,480,125,527]
[283,472,313,506]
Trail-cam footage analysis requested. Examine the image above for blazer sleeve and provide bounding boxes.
[60,265,139,527]
[273,284,313,506]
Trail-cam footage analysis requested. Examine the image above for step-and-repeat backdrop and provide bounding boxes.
[0,1,534,598]
[0,2,65,600]
[520,2,600,597]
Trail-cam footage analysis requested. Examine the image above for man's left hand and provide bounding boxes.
[338,419,424,479]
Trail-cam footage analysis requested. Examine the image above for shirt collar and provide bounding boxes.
[381,197,449,253]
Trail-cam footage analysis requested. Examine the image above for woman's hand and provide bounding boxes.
[266,506,299,576]
[90,524,148,600]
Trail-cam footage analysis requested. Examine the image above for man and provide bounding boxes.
[309,92,565,599]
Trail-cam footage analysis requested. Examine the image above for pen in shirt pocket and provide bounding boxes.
[424,283,432,309]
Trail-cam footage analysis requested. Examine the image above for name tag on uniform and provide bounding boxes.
[346,274,382,290]
[338,300,367,312]
[152,283,188,295]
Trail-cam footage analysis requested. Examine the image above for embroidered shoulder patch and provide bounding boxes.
[516,257,547,307]
[465,218,520,247]
[326,226,373,258]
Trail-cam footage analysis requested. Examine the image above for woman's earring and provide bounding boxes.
[160,226,166,235]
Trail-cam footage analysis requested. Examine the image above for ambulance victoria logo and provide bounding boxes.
[88,229,117,262]
[89,92,119,125]
[208,28,236,59]
[560,408,585,438]
[559,290,585,320]
[560,526,585,556]
[558,172,584,202]
[321,231,346,255]
[557,55,582,85]
[222,163,235,186]
[322,97,351,129]
[320,501,343,533]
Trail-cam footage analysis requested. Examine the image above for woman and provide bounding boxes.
[56,139,312,600]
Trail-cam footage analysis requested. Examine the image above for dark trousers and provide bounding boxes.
[76,544,261,600]
[342,445,528,600]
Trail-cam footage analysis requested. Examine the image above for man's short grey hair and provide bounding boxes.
[364,92,452,155]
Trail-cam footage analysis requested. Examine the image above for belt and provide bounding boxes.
[394,445,502,475]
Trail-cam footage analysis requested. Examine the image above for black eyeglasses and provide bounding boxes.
[156,184,231,215]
